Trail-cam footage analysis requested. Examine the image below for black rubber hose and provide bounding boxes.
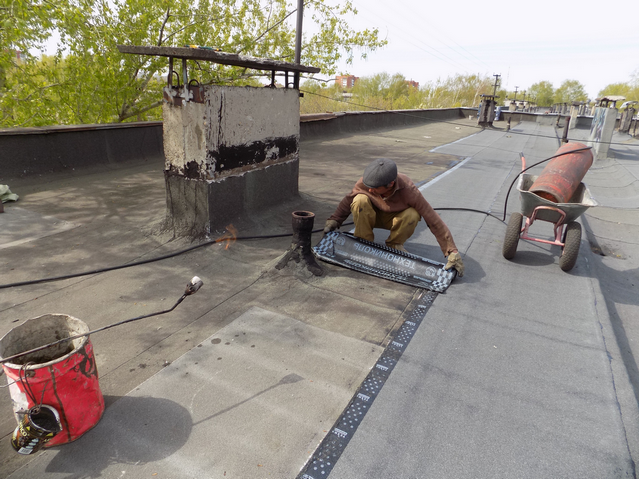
[0,232,294,290]
[0,292,190,364]
[0,147,591,290]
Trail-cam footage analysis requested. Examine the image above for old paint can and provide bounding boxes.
[530,142,593,203]
[11,404,62,454]
[0,314,104,447]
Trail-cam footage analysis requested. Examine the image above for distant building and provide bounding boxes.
[336,75,359,88]
[406,80,419,89]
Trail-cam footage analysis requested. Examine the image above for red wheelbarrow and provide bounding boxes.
[502,154,598,271]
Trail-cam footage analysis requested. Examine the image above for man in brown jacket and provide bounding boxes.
[324,158,464,276]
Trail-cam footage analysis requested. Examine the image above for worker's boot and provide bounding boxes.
[386,243,407,252]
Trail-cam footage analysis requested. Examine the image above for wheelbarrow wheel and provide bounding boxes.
[559,221,581,272]
[502,212,523,260]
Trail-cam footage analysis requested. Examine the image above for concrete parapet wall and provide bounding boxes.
[0,122,164,181]
[1,108,480,181]
[501,111,593,128]
[501,112,558,125]
[300,108,473,141]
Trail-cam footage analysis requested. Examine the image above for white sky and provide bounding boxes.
[318,0,639,100]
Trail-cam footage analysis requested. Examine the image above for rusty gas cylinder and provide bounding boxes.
[530,142,593,203]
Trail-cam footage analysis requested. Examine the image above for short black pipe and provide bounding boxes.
[275,211,323,276]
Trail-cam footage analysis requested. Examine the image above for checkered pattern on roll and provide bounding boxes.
[313,232,456,292]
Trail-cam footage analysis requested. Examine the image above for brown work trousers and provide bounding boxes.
[351,194,420,248]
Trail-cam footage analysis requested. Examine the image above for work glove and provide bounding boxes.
[324,219,339,234]
[445,251,464,277]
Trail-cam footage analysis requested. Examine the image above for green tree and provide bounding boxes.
[598,82,631,98]
[527,81,554,107]
[602,70,639,105]
[0,54,65,126]
[299,79,354,114]
[1,0,386,127]
[0,1,57,79]
[383,73,409,109]
[0,1,59,122]
[346,72,424,110]
[421,74,491,109]
[598,81,639,105]
[553,79,588,104]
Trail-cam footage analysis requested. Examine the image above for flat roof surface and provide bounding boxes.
[1,117,638,478]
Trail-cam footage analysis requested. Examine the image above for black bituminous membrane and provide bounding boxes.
[209,136,298,172]
[297,290,438,479]
[313,232,456,293]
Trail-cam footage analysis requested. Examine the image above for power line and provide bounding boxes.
[345,2,474,75]
[384,1,493,72]
[348,0,494,75]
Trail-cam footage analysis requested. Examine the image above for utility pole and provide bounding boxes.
[492,74,501,96]
[293,0,303,88]
[514,86,519,101]
[294,0,303,64]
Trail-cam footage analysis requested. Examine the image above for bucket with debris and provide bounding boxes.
[0,314,104,449]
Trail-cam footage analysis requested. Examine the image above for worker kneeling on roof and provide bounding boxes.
[324,158,464,276]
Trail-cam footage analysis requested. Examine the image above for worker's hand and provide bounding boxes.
[445,251,464,277]
[324,219,339,234]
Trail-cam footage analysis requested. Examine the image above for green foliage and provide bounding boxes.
[421,74,492,108]
[301,73,494,114]
[299,80,352,114]
[527,81,554,107]
[553,79,588,104]
[0,0,386,127]
[0,55,64,126]
[597,70,639,108]
[598,82,632,97]
[0,1,59,123]
[598,80,639,106]
[351,73,412,109]
[0,1,56,58]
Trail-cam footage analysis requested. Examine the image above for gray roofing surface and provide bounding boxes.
[1,117,638,478]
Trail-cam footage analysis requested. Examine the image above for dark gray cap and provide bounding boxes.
[362,158,398,188]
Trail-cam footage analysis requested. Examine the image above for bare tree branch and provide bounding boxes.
[236,5,299,55]
[163,22,198,44]
[119,100,163,122]
[157,7,170,46]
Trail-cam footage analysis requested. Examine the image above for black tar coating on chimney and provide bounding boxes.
[208,135,298,173]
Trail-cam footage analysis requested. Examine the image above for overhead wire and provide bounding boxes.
[359,0,492,73]
[345,2,474,75]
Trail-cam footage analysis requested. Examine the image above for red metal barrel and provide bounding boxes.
[0,314,104,447]
[530,142,593,203]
